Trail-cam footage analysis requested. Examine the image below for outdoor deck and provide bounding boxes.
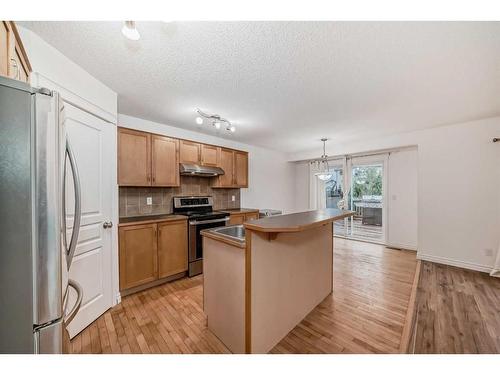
[334,217,384,243]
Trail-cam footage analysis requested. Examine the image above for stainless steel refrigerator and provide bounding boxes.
[0,76,83,353]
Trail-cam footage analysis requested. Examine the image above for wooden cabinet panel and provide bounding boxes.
[12,40,29,83]
[0,21,31,82]
[0,22,10,78]
[119,224,158,290]
[152,135,179,186]
[245,212,259,222]
[157,220,188,279]
[179,140,200,164]
[118,127,151,186]
[217,148,235,187]
[234,151,248,187]
[229,213,245,226]
[201,144,219,166]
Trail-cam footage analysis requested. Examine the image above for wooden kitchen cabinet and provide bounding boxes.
[119,223,158,290]
[0,21,31,83]
[228,213,245,226]
[245,211,259,221]
[179,140,201,164]
[201,144,219,166]
[228,211,259,225]
[234,151,248,187]
[213,148,235,187]
[213,148,249,188]
[118,127,179,187]
[157,220,188,279]
[119,218,188,293]
[118,127,248,188]
[118,127,151,186]
[152,134,179,186]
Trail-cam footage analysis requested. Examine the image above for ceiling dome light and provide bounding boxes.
[195,116,204,125]
[122,21,140,41]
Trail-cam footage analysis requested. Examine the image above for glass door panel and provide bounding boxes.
[348,163,384,243]
[323,166,347,236]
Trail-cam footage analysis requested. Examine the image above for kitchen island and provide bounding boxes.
[202,208,354,353]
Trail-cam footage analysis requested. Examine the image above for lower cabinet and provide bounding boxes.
[228,211,259,226]
[118,223,158,290]
[118,219,188,292]
[158,220,188,279]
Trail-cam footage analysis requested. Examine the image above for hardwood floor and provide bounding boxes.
[69,276,230,354]
[270,238,417,353]
[70,238,418,354]
[413,261,500,354]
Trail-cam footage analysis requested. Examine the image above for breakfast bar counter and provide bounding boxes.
[202,208,354,353]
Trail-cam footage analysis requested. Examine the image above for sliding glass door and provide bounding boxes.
[348,162,385,243]
[321,156,387,244]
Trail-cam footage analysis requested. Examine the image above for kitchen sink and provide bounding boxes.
[211,225,246,242]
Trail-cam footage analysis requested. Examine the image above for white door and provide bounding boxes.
[64,102,114,338]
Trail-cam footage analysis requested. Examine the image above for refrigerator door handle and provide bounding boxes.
[63,279,83,326]
[63,138,82,270]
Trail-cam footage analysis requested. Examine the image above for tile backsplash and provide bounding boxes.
[119,176,241,217]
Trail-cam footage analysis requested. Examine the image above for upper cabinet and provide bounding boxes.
[0,21,31,83]
[212,148,249,188]
[118,127,248,188]
[201,144,219,166]
[152,135,179,186]
[118,128,151,186]
[118,127,179,187]
[234,151,248,187]
[179,140,200,164]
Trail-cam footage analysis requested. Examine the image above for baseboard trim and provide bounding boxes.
[386,243,417,251]
[417,253,492,273]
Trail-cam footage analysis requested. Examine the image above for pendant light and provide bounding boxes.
[312,138,332,181]
[122,21,140,41]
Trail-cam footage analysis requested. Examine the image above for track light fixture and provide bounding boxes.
[195,108,236,133]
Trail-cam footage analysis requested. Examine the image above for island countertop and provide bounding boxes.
[243,208,354,233]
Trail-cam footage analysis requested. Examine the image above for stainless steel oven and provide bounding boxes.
[188,216,229,276]
[173,196,230,277]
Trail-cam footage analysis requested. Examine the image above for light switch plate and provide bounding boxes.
[146,197,152,205]
[231,195,235,202]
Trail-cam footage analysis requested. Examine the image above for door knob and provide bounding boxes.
[103,221,113,229]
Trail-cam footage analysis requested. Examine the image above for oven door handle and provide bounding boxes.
[189,217,230,225]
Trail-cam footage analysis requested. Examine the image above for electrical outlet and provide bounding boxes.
[231,195,235,202]
[146,197,152,205]
[484,248,493,257]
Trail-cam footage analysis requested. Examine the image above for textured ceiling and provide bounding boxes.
[19,21,500,153]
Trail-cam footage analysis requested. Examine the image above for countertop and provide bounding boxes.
[243,208,354,233]
[201,229,246,249]
[118,214,188,227]
[220,208,259,214]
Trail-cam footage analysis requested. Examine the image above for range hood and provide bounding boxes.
[179,163,225,177]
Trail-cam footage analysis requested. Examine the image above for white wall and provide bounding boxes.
[290,117,500,273]
[17,27,117,123]
[118,114,296,213]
